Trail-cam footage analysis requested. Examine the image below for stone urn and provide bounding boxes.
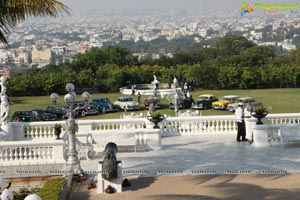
[147,114,165,129]
[53,123,62,139]
[251,109,268,125]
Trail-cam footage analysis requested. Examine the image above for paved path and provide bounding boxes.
[71,133,300,200]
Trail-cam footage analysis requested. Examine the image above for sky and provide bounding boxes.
[59,0,245,14]
[59,0,300,16]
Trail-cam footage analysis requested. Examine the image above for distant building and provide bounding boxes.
[31,48,52,68]
[51,46,66,57]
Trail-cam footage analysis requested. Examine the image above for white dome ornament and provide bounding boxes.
[24,194,41,200]
[0,188,13,200]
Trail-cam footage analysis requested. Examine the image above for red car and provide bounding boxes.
[144,96,161,109]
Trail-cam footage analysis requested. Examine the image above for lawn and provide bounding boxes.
[9,88,300,120]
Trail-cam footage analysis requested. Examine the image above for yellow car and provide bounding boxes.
[212,95,239,110]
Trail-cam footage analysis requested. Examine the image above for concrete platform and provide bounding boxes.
[72,133,300,199]
[80,133,300,177]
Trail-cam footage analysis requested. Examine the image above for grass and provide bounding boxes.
[9,88,300,120]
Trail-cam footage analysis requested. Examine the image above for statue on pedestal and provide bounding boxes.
[0,69,10,127]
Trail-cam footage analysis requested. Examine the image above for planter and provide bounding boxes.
[251,111,268,125]
[54,128,62,139]
[147,115,165,129]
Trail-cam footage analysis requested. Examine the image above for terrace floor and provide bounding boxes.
[72,133,300,200]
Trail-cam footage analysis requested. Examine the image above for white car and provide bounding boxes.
[227,97,261,112]
[114,96,140,111]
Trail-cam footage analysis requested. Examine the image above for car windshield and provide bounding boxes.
[120,97,133,101]
[101,99,110,103]
[199,96,209,100]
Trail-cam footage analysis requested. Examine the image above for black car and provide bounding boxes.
[169,95,194,109]
[72,101,99,117]
[12,109,57,122]
[191,94,219,110]
[46,105,68,119]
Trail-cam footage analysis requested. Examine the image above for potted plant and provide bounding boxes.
[53,123,62,139]
[251,105,269,125]
[147,111,165,129]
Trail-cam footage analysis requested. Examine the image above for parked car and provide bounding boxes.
[46,105,68,119]
[192,94,218,110]
[227,97,262,112]
[169,94,194,109]
[91,97,118,113]
[144,96,161,109]
[72,100,99,116]
[114,96,140,111]
[12,109,57,122]
[212,95,239,110]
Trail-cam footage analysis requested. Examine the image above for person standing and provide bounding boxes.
[235,102,250,142]
[137,91,141,104]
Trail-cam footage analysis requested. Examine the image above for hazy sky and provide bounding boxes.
[60,0,246,14]
[59,0,300,15]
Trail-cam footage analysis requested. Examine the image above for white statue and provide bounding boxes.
[0,69,10,126]
[152,75,160,89]
[173,77,178,88]
[0,94,10,125]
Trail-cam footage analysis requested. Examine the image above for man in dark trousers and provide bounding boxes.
[235,102,250,142]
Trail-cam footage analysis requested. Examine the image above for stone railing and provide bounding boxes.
[7,113,300,141]
[0,140,65,166]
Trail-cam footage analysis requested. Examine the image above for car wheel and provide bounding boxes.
[81,111,86,117]
[102,108,107,114]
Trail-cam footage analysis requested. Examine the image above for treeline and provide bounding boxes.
[7,35,300,96]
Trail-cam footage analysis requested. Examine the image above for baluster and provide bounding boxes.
[33,147,38,160]
[6,148,11,161]
[29,147,34,159]
[0,148,3,161]
[19,147,24,160]
[42,147,47,160]
[14,147,18,160]
[3,148,8,161]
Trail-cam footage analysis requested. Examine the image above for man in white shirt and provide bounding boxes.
[235,102,250,142]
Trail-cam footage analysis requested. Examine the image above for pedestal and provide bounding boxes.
[0,124,13,141]
[98,161,123,193]
[145,129,162,150]
[245,118,257,140]
[252,125,270,147]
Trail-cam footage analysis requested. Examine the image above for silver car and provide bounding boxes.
[227,97,261,112]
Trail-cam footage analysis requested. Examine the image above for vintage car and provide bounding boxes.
[192,94,218,110]
[46,105,68,119]
[144,96,161,109]
[114,96,140,111]
[12,109,57,122]
[227,97,262,112]
[91,97,118,113]
[169,94,194,109]
[212,95,239,110]
[72,100,99,116]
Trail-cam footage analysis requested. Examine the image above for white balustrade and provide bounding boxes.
[5,113,300,169]
[7,113,300,141]
[0,140,65,166]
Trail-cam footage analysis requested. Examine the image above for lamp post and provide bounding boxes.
[174,91,179,117]
[50,93,59,105]
[64,83,82,175]
[82,91,90,105]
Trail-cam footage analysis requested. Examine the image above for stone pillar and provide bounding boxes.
[245,118,257,141]
[252,125,270,147]
[145,129,162,150]
[0,124,12,141]
[98,161,123,193]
